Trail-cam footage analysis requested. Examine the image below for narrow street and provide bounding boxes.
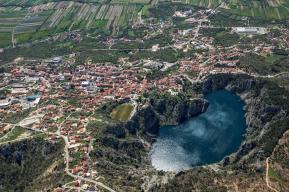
[0,112,116,192]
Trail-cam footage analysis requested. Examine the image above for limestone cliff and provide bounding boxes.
[126,97,209,136]
[0,137,64,191]
[92,73,289,192]
[150,73,289,191]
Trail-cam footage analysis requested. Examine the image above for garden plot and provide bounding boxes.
[28,2,57,13]
[118,6,135,27]
[0,0,50,6]
[14,14,48,34]
[111,0,151,3]
[95,4,109,20]
[0,8,27,32]
[104,5,124,29]
[182,0,289,19]
[85,5,100,29]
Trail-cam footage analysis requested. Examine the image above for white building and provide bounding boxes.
[232,27,267,35]
[0,99,10,109]
[81,81,90,87]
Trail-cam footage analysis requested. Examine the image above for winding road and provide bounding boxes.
[1,113,116,192]
[265,157,280,192]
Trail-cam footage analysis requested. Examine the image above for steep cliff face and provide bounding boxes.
[201,73,257,94]
[151,97,209,126]
[126,97,209,136]
[151,73,289,191]
[200,73,289,166]
[91,94,209,192]
[92,73,289,191]
[0,137,64,191]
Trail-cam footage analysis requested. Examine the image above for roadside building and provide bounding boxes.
[232,27,267,35]
[0,98,10,109]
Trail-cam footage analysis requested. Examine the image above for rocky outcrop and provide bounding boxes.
[104,95,209,139]
[149,73,289,191]
[151,97,209,125]
[198,73,289,166]
[201,73,257,94]
[92,94,209,192]
[93,73,289,192]
[0,137,64,191]
[126,97,209,136]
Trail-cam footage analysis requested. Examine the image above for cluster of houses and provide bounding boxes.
[0,67,42,118]
[1,5,288,191]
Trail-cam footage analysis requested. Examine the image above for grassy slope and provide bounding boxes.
[110,103,134,122]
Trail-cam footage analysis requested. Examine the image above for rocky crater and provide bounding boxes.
[149,73,289,191]
[91,73,289,191]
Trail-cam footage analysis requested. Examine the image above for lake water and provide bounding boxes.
[150,90,247,172]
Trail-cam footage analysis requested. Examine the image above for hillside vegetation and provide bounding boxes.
[0,136,64,191]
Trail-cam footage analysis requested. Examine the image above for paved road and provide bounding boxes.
[90,44,172,52]
[56,113,116,192]
[26,126,116,192]
[8,112,116,192]
[251,72,289,79]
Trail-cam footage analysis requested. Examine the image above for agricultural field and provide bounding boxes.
[161,0,289,19]
[0,0,109,7]
[0,0,288,48]
[0,0,50,7]
[181,0,289,19]
[32,2,142,32]
[0,1,146,47]
[0,0,152,7]
[0,32,12,47]
[222,0,289,19]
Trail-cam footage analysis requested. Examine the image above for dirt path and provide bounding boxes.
[266,157,280,192]
[233,182,239,192]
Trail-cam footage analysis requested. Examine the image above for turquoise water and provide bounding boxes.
[150,90,247,171]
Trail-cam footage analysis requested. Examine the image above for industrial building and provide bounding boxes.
[232,27,267,35]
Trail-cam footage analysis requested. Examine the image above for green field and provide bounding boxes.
[110,103,134,122]
[160,0,289,19]
[0,0,288,48]
[184,0,289,19]
[0,126,27,143]
[0,32,11,47]
[0,1,148,47]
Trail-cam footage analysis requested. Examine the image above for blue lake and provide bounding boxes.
[150,90,247,171]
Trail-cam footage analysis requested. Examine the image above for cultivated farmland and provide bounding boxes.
[0,1,146,47]
[181,0,289,19]
[0,0,288,48]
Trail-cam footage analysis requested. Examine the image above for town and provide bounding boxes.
[1,1,289,192]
